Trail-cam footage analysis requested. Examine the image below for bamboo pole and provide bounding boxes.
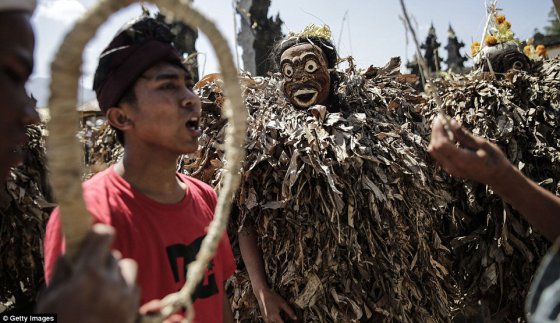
[398,0,449,132]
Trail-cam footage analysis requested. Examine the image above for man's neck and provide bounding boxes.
[115,150,186,204]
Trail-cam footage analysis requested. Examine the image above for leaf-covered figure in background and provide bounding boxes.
[0,124,54,313]
[184,25,457,322]
[420,57,560,321]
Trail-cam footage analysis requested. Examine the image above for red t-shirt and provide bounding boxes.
[44,166,236,322]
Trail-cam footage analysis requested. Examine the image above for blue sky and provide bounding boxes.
[30,0,555,91]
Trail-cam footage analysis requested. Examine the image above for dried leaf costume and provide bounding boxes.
[1,125,53,313]
[420,57,560,321]
[184,26,457,322]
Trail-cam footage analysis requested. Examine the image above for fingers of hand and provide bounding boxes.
[266,314,284,323]
[430,139,480,179]
[104,255,139,312]
[163,314,184,323]
[75,224,115,270]
[428,133,459,165]
[260,292,296,322]
[139,299,163,316]
[451,121,486,151]
[279,301,297,320]
[118,259,140,309]
[429,116,458,156]
[429,117,486,177]
[441,164,464,179]
[430,116,450,143]
[48,256,72,288]
[75,233,138,309]
[118,258,138,287]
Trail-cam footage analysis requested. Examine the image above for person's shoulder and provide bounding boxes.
[178,173,217,204]
[82,168,115,202]
[81,167,115,220]
[179,174,213,192]
[83,166,113,186]
[83,167,113,191]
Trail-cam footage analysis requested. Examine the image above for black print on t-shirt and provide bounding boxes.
[166,235,218,300]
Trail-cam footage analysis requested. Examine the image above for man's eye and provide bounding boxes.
[161,83,179,90]
[282,64,293,78]
[305,60,318,73]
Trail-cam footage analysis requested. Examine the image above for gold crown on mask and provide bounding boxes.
[288,24,333,42]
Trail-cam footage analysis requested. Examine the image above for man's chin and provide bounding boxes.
[180,144,199,155]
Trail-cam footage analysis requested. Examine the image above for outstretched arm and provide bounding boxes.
[428,116,560,242]
[238,228,297,322]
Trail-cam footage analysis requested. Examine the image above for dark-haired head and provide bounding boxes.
[93,15,186,144]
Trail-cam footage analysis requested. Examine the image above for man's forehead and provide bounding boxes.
[141,62,190,79]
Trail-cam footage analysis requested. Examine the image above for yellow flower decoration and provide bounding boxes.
[482,12,517,46]
[536,44,547,56]
[485,35,498,46]
[524,43,547,60]
[471,41,481,56]
[495,15,506,25]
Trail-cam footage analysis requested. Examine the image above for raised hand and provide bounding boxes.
[428,115,512,188]
[36,224,139,323]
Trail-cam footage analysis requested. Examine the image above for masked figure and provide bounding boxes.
[185,25,457,322]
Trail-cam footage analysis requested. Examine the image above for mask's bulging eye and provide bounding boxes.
[283,64,294,78]
[305,60,318,73]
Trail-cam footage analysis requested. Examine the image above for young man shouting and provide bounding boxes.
[44,16,235,322]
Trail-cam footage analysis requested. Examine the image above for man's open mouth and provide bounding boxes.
[185,117,202,137]
[292,88,318,108]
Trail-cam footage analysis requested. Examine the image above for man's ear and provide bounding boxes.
[106,107,133,131]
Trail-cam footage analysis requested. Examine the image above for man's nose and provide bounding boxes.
[181,89,201,114]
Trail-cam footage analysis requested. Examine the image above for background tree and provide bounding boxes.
[236,0,283,76]
[544,6,560,36]
[155,11,199,82]
[237,0,257,75]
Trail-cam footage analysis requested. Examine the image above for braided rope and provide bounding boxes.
[47,0,246,321]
